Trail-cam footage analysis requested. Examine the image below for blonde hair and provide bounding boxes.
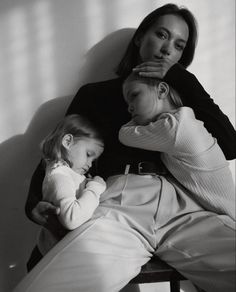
[41,114,103,167]
[124,72,183,108]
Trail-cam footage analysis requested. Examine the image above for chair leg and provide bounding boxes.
[170,279,180,292]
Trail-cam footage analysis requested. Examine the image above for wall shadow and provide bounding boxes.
[79,28,135,84]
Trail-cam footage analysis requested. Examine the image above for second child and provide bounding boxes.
[38,114,106,255]
[119,72,235,221]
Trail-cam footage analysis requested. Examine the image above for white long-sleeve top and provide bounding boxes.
[119,107,235,220]
[38,161,106,255]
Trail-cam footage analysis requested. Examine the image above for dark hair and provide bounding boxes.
[116,3,198,79]
[41,114,103,167]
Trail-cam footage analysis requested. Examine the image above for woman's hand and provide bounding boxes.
[32,201,66,238]
[31,201,60,225]
[132,59,175,79]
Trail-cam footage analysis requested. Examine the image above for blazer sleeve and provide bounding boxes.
[164,63,236,160]
[25,85,91,222]
[25,160,45,222]
[65,85,92,116]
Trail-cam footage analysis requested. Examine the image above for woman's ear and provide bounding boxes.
[157,82,169,99]
[62,134,73,150]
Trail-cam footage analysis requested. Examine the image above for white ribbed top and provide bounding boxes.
[119,107,235,220]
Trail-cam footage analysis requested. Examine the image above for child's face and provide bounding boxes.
[123,80,161,125]
[67,138,104,175]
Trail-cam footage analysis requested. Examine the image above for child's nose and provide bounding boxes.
[87,160,92,167]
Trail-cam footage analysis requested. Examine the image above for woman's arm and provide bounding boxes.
[164,63,236,160]
[25,160,45,222]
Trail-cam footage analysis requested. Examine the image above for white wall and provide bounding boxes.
[0,1,234,291]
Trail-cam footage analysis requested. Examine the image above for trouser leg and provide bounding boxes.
[26,245,141,292]
[14,218,151,292]
[155,212,236,292]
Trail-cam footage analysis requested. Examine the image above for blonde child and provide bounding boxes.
[119,73,235,221]
[38,114,106,255]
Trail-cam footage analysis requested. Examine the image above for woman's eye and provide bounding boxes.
[175,43,184,51]
[156,31,167,39]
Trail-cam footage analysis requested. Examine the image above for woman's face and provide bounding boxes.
[138,14,189,64]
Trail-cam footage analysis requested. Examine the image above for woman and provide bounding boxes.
[17,4,235,292]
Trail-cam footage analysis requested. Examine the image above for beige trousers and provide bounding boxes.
[14,174,236,292]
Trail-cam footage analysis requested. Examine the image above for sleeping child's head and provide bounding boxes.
[41,114,104,175]
[123,72,183,125]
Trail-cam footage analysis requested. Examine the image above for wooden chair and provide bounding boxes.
[129,257,186,292]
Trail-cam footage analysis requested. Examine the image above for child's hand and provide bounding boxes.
[86,176,106,197]
[92,176,106,185]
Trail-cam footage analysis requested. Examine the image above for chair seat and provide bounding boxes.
[130,256,186,284]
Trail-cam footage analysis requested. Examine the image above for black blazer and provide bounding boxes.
[25,64,236,220]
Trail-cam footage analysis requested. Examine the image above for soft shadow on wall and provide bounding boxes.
[0,28,134,292]
[79,28,135,84]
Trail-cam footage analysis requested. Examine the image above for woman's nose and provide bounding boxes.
[161,41,171,55]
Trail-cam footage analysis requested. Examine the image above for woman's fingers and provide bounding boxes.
[133,65,161,72]
[134,71,164,78]
[133,60,174,78]
[32,207,48,225]
[31,201,60,225]
[135,60,164,67]
[135,60,174,68]
[134,61,163,71]
[133,65,166,78]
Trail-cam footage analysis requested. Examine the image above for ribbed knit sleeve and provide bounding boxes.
[164,64,236,160]
[119,115,177,153]
[120,108,235,220]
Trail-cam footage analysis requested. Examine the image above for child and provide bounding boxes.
[119,72,235,221]
[38,114,106,255]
